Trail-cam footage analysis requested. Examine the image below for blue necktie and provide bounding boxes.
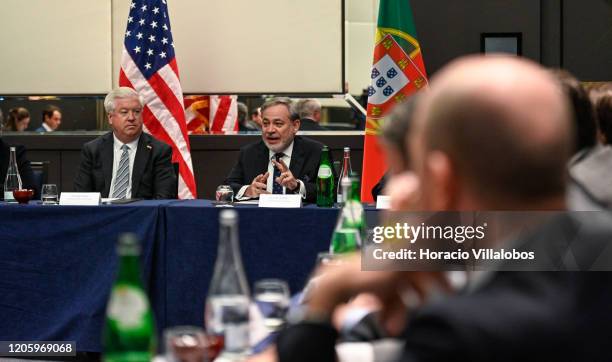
[272,153,284,194]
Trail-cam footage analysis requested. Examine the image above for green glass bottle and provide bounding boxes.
[349,174,366,243]
[330,177,362,253]
[316,146,335,207]
[103,234,155,362]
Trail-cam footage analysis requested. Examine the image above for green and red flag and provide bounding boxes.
[361,0,428,202]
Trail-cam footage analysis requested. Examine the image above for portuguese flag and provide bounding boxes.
[361,0,428,202]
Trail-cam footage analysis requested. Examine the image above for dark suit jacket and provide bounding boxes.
[0,139,36,199]
[277,213,612,362]
[299,118,326,131]
[73,132,176,199]
[224,136,326,203]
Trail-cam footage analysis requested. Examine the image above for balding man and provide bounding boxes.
[277,56,612,362]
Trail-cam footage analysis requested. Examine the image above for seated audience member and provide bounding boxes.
[237,102,259,132]
[296,99,326,131]
[371,94,420,199]
[568,88,612,208]
[5,107,31,132]
[592,84,612,144]
[553,70,597,163]
[277,56,612,362]
[35,105,62,132]
[249,107,263,130]
[0,138,36,198]
[225,97,326,202]
[73,87,176,199]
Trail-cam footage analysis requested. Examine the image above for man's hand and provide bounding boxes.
[306,254,450,336]
[272,159,299,191]
[245,172,270,198]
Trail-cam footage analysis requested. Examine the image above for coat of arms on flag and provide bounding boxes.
[366,33,427,132]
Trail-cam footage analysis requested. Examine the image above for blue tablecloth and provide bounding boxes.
[0,200,377,352]
[0,200,170,352]
[162,200,339,329]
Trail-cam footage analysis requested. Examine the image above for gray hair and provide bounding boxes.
[295,99,321,119]
[104,87,145,113]
[260,97,296,117]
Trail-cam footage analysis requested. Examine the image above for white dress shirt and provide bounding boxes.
[108,134,140,199]
[236,140,306,200]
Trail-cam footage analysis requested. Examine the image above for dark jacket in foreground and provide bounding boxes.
[73,132,176,199]
[224,136,326,203]
[0,139,36,198]
[277,212,612,362]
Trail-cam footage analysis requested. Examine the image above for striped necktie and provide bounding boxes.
[112,144,130,199]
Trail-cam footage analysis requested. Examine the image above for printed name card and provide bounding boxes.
[376,195,391,209]
[258,194,302,208]
[59,192,101,206]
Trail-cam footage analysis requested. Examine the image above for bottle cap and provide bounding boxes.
[9,147,15,151]
[117,233,141,255]
[343,147,350,152]
[220,209,238,225]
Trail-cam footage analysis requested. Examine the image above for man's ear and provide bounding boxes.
[425,151,457,210]
[107,113,113,127]
[293,119,301,133]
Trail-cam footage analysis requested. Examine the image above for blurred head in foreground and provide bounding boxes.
[409,55,573,211]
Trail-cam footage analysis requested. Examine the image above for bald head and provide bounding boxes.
[411,55,573,209]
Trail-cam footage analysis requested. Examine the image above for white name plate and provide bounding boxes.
[59,192,101,206]
[259,194,302,208]
[376,195,391,209]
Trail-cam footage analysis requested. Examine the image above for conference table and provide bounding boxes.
[0,200,378,353]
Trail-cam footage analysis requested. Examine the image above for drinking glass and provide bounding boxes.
[164,326,209,362]
[215,185,234,205]
[41,184,59,205]
[253,279,290,331]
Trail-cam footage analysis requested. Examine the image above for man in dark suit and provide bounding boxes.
[225,97,326,203]
[277,56,612,361]
[73,87,176,199]
[296,98,326,131]
[35,105,62,132]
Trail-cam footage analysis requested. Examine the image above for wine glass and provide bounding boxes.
[164,326,209,362]
[215,185,234,205]
[41,184,59,205]
[253,279,290,331]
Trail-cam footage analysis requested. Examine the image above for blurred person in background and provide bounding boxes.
[238,102,259,132]
[35,105,62,132]
[296,99,326,131]
[552,70,597,163]
[5,107,31,132]
[249,107,263,130]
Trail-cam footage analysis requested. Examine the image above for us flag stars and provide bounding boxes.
[124,1,176,78]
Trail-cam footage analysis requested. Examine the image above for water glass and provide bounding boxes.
[254,279,290,331]
[215,185,234,204]
[41,184,59,205]
[164,326,209,362]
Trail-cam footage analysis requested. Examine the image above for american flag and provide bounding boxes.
[120,0,196,199]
